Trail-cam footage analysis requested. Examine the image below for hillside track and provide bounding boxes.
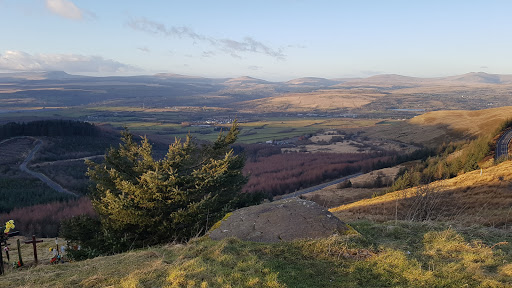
[495,129,512,159]
[13,138,79,197]
[31,154,104,167]
[278,172,363,200]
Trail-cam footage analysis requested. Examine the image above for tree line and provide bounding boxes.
[0,120,100,139]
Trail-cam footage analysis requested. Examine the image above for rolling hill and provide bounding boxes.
[362,105,512,147]
[408,106,512,137]
[2,71,512,115]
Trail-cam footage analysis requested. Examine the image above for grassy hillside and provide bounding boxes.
[364,106,512,146]
[3,163,512,287]
[239,89,386,112]
[2,221,511,287]
[330,160,512,227]
[409,106,512,137]
[4,154,512,286]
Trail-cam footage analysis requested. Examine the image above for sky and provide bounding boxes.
[1,0,512,81]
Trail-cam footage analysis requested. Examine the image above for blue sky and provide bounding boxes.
[0,0,511,80]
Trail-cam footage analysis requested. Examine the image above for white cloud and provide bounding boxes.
[0,50,141,73]
[137,47,150,53]
[45,0,83,20]
[201,51,215,58]
[127,18,285,60]
[248,65,261,71]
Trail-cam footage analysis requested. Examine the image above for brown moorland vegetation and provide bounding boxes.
[238,74,512,114]
[240,89,387,112]
[409,106,512,137]
[330,160,512,227]
[363,106,512,147]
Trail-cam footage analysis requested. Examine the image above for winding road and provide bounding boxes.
[278,172,363,200]
[496,129,512,159]
[18,139,79,197]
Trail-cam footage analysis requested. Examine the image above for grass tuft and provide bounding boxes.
[2,221,511,287]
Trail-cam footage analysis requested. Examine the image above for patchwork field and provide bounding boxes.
[0,107,384,144]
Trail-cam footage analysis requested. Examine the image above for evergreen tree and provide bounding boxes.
[85,121,248,244]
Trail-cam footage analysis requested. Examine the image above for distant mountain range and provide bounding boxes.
[2,70,512,85]
[1,71,512,113]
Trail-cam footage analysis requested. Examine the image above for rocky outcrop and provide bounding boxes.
[209,197,348,243]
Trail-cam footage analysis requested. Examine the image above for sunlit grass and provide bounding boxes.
[330,161,512,227]
[3,222,511,287]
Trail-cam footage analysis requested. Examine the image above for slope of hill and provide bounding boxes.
[442,72,512,84]
[330,160,512,227]
[3,220,511,287]
[362,106,512,147]
[285,77,344,86]
[341,72,512,85]
[0,71,88,81]
[3,158,511,287]
[239,89,387,112]
[223,76,271,85]
[341,74,430,86]
[409,106,512,137]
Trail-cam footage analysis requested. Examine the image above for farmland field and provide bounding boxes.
[0,107,383,143]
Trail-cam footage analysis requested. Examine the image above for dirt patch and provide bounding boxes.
[283,140,369,153]
[350,166,402,187]
[209,197,348,243]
